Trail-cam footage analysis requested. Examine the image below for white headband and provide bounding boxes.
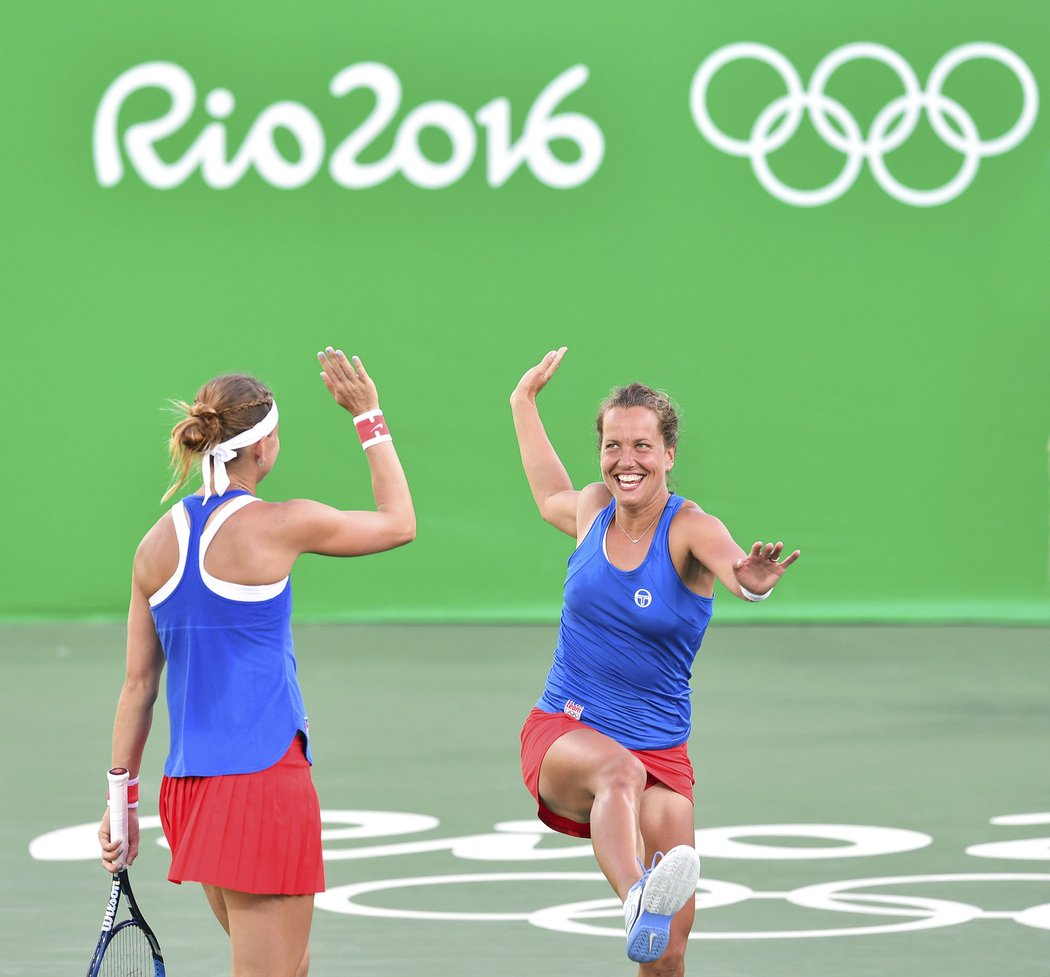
[200,401,279,503]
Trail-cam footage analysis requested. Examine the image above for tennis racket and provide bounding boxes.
[86,767,166,977]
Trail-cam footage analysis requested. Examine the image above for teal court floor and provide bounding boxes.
[3,622,1048,977]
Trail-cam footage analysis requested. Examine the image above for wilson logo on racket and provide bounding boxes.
[101,887,120,932]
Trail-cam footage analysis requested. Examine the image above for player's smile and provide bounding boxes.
[599,406,673,506]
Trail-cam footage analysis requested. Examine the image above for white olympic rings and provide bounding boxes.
[316,871,1050,940]
[689,42,1039,206]
[30,811,1050,944]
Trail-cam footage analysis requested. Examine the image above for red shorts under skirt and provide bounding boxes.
[520,706,695,839]
[159,736,325,895]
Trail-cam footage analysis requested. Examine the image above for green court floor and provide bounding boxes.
[4,622,1048,977]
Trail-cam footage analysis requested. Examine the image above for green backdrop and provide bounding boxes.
[3,1,1048,622]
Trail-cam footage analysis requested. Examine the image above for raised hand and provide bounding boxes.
[318,347,380,416]
[732,541,800,597]
[511,347,568,403]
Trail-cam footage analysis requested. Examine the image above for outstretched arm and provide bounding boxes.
[682,509,800,601]
[280,347,416,558]
[509,348,579,537]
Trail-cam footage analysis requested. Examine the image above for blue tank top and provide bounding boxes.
[537,494,714,750]
[149,490,311,777]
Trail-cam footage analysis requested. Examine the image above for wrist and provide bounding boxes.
[740,584,771,602]
[510,390,538,409]
[107,775,140,808]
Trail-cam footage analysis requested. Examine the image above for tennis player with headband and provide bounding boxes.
[511,347,799,975]
[98,347,414,977]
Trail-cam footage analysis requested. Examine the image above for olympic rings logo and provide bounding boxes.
[689,42,1039,207]
[317,871,1050,940]
[34,810,1050,942]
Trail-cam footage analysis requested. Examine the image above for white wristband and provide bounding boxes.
[740,585,771,602]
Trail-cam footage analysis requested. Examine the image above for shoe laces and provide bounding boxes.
[637,850,666,882]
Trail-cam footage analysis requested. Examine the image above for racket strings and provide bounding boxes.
[97,923,156,977]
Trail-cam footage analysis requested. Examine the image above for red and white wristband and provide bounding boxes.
[353,409,392,450]
[107,775,140,808]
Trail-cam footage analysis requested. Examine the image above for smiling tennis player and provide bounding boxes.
[511,347,799,974]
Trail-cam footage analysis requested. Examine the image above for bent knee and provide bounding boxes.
[596,752,647,796]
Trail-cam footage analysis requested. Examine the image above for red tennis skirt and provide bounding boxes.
[159,736,325,895]
[520,706,695,839]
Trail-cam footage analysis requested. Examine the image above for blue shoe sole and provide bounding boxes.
[626,910,671,963]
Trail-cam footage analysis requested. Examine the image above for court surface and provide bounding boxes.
[3,621,1048,977]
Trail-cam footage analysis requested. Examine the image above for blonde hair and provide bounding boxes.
[163,374,274,501]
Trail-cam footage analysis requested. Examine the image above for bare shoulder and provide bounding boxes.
[243,497,354,552]
[251,497,335,530]
[576,481,612,541]
[674,497,714,524]
[670,499,732,541]
[578,481,612,520]
[133,508,180,594]
[579,481,612,511]
[669,496,746,585]
[136,508,177,557]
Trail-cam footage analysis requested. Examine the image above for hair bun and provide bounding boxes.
[163,373,274,503]
[182,402,224,450]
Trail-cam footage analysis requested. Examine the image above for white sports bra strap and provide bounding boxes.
[148,501,191,607]
[199,495,289,602]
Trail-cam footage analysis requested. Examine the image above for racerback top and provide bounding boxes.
[537,494,714,750]
[149,490,310,777]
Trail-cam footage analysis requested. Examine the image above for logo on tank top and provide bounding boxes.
[564,699,584,720]
[634,589,653,608]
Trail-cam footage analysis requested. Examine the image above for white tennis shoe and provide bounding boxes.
[623,845,700,963]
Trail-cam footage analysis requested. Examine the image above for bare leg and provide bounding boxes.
[635,786,698,977]
[538,727,648,900]
[202,883,313,977]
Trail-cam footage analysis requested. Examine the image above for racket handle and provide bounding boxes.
[107,767,130,858]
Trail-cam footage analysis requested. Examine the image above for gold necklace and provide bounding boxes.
[615,513,660,544]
